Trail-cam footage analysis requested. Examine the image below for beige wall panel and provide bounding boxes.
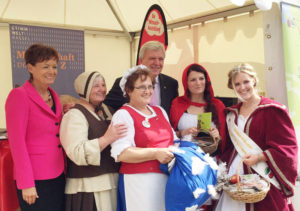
[197,12,265,98]
[164,27,195,95]
[150,12,266,98]
[84,33,131,90]
[263,4,288,105]
[0,26,12,129]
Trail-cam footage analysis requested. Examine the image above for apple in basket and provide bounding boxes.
[229,174,241,184]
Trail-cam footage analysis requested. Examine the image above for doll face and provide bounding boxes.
[187,71,206,96]
[27,58,58,86]
[233,72,256,101]
[128,76,153,107]
[89,77,107,105]
[141,49,164,77]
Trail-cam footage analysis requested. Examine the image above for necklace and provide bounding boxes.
[45,90,52,103]
[127,104,152,128]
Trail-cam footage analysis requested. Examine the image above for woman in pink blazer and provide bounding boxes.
[5,44,65,211]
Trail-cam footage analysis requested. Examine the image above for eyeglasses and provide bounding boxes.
[134,85,154,91]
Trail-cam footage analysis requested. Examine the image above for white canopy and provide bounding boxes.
[0,0,257,38]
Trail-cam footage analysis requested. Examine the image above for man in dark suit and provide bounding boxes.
[104,41,178,115]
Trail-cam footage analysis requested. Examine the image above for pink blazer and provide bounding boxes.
[5,81,64,189]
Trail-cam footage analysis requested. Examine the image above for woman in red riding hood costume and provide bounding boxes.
[170,63,226,152]
[169,63,227,210]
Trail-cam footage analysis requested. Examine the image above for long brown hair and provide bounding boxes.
[186,64,220,128]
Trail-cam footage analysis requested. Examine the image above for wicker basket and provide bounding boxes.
[224,160,270,203]
[193,135,218,155]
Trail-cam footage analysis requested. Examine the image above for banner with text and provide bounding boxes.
[9,24,84,97]
[281,3,300,138]
[136,4,168,64]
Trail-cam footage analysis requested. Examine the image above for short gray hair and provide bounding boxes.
[139,41,165,60]
[92,74,105,87]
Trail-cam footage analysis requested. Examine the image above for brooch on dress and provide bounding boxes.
[142,117,151,128]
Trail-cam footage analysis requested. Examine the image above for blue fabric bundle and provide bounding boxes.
[160,141,218,211]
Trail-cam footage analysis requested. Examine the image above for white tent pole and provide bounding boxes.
[106,0,133,42]
[64,0,67,25]
[130,39,134,67]
[0,0,12,19]
[192,25,199,64]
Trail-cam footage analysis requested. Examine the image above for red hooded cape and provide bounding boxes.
[169,63,226,152]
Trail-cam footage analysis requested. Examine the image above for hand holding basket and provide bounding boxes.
[224,160,270,203]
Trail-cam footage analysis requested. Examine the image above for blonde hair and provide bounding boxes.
[139,41,165,60]
[227,63,259,89]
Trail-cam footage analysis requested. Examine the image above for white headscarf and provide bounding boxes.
[74,71,103,101]
[119,64,148,96]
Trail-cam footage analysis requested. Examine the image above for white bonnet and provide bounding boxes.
[119,64,148,96]
[74,71,103,101]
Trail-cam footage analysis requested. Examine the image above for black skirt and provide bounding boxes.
[16,173,65,211]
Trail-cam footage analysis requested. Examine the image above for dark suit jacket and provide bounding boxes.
[104,73,178,115]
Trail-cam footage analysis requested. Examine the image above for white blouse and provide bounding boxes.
[215,114,248,211]
[60,107,118,194]
[110,104,178,161]
[177,112,216,141]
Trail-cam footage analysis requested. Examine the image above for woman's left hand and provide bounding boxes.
[243,154,260,166]
[63,102,75,113]
[103,122,128,144]
[155,148,174,164]
[243,153,267,166]
[209,126,220,142]
[22,187,39,205]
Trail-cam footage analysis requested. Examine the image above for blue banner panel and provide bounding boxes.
[9,24,84,97]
